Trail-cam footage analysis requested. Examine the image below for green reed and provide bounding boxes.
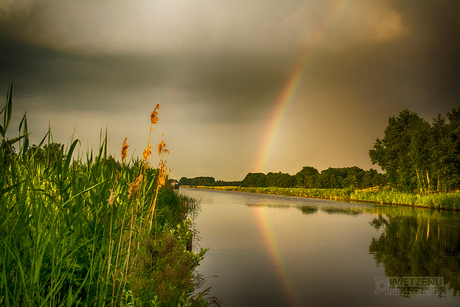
[0,82,214,306]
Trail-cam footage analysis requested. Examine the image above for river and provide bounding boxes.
[179,187,460,307]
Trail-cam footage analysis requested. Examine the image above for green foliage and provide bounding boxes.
[179,176,240,187]
[241,172,267,187]
[370,108,460,192]
[265,172,293,188]
[27,143,65,165]
[0,79,28,166]
[179,176,215,186]
[130,220,208,306]
[294,166,319,188]
[240,167,384,190]
[0,83,215,306]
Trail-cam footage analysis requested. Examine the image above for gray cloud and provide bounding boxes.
[1,0,459,180]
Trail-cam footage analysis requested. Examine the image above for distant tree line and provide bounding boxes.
[179,176,240,186]
[180,167,384,190]
[26,143,65,164]
[1,141,66,166]
[241,167,385,189]
[369,108,460,192]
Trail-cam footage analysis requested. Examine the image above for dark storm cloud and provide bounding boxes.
[0,40,291,122]
[298,0,460,119]
[387,0,460,110]
[0,22,293,123]
[307,41,457,115]
[1,0,459,180]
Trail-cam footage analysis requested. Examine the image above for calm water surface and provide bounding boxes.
[180,188,460,307]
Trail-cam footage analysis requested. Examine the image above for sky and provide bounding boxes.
[1,0,459,181]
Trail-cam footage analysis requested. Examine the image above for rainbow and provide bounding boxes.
[251,2,350,305]
[253,206,300,306]
[254,0,350,173]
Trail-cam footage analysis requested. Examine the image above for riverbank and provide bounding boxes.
[183,186,460,211]
[0,154,214,306]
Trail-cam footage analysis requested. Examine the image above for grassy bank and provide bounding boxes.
[1,156,210,306]
[186,186,460,211]
[0,84,216,306]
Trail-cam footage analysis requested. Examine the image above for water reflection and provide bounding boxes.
[368,210,460,297]
[246,203,292,210]
[247,204,362,216]
[181,188,460,305]
[238,201,460,298]
[320,207,362,216]
[298,206,319,215]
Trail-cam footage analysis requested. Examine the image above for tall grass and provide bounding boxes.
[0,83,215,306]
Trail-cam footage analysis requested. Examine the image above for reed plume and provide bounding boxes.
[143,145,153,162]
[121,137,129,164]
[128,174,144,199]
[142,104,160,169]
[158,138,169,156]
[108,189,116,206]
[157,136,169,187]
[150,104,160,125]
[148,136,169,231]
[158,160,167,187]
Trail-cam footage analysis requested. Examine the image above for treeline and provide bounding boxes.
[241,166,385,189]
[181,167,384,190]
[369,108,460,193]
[179,176,240,187]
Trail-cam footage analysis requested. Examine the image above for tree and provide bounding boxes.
[294,166,319,188]
[28,143,65,165]
[407,115,433,192]
[342,167,365,189]
[361,169,386,188]
[442,108,460,189]
[179,176,215,186]
[263,172,294,188]
[179,177,191,185]
[370,108,460,192]
[318,168,348,188]
[241,173,266,187]
[369,109,433,192]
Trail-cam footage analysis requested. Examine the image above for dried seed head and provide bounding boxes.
[128,174,144,199]
[150,104,160,125]
[158,140,165,156]
[158,175,166,187]
[143,145,153,161]
[108,189,116,206]
[121,137,129,163]
[157,161,167,187]
[158,135,169,156]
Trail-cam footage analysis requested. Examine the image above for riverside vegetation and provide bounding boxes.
[189,186,460,211]
[182,108,460,211]
[0,81,218,306]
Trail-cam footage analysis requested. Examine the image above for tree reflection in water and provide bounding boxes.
[246,201,460,297]
[369,209,460,297]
